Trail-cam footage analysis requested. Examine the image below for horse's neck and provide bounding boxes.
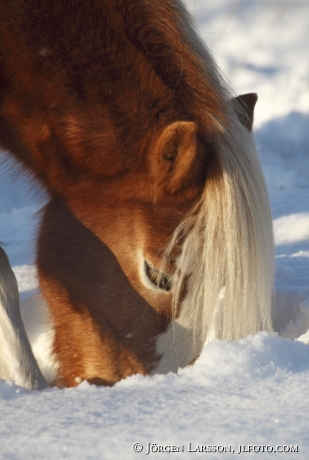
[0,0,220,198]
[0,0,170,192]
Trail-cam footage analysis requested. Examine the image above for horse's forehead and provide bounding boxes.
[127,192,196,230]
[98,194,190,260]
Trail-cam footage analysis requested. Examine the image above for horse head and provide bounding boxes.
[0,0,273,387]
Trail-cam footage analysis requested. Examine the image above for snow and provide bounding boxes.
[1,0,309,458]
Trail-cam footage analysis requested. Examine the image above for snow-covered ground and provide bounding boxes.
[1,1,309,458]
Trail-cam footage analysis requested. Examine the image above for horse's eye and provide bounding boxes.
[144,261,172,292]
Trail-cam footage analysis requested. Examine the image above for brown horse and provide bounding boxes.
[0,0,274,388]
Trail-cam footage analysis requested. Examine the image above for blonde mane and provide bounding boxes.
[160,0,274,349]
[163,111,274,350]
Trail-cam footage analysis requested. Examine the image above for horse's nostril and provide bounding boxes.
[144,261,172,292]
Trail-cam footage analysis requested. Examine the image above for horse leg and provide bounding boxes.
[0,247,47,389]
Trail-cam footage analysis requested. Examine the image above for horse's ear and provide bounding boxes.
[149,121,197,194]
[232,93,258,132]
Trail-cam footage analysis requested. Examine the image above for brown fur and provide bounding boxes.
[0,0,260,386]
